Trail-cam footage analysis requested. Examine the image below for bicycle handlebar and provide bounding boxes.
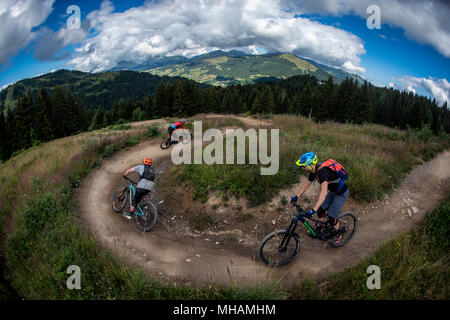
[291,203,307,217]
[123,175,138,185]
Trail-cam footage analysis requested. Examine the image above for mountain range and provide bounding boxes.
[113,50,365,86]
[1,50,365,112]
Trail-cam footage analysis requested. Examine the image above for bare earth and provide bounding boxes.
[76,116,450,288]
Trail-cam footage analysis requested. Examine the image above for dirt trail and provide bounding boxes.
[76,116,450,288]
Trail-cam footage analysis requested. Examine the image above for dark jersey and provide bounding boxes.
[308,166,348,194]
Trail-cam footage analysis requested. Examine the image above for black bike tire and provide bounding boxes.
[135,201,158,232]
[112,187,129,213]
[258,229,300,267]
[160,138,172,149]
[328,212,358,247]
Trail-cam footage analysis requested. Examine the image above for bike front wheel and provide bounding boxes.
[327,212,358,247]
[135,202,158,232]
[160,138,172,149]
[112,187,129,213]
[258,230,300,267]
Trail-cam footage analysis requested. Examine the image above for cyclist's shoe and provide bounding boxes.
[328,227,346,244]
[123,211,133,220]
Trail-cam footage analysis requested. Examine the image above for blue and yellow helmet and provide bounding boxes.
[296,152,318,167]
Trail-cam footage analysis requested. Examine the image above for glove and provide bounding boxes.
[290,195,298,204]
[306,209,316,216]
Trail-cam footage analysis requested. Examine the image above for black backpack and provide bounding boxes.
[141,164,155,181]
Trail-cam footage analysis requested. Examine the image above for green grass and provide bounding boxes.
[175,114,450,205]
[191,212,215,231]
[1,128,285,300]
[291,193,450,299]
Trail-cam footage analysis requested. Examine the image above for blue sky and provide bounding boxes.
[1,0,449,105]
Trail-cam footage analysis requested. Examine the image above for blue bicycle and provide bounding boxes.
[112,175,158,232]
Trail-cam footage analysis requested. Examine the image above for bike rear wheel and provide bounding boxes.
[135,201,158,232]
[160,138,172,149]
[112,187,129,213]
[327,212,358,247]
[258,230,300,267]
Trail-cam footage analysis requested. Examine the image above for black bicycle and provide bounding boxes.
[112,175,158,232]
[258,204,358,267]
[160,131,192,149]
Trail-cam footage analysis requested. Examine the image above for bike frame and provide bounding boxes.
[124,177,147,217]
[286,205,330,241]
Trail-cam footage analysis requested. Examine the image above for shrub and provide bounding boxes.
[147,124,159,138]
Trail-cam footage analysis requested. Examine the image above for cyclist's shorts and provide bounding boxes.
[319,188,350,218]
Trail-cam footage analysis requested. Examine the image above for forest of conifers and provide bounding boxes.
[1,74,449,161]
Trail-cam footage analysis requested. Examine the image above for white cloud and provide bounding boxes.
[33,26,89,61]
[388,82,394,88]
[406,84,416,94]
[0,0,54,66]
[68,0,366,73]
[399,76,450,106]
[296,0,450,58]
[342,61,366,74]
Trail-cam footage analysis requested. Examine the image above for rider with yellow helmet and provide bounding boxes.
[291,152,349,243]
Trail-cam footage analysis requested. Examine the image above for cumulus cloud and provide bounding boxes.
[33,26,89,61]
[296,0,450,58]
[399,76,450,106]
[342,61,366,74]
[68,0,366,73]
[0,0,54,67]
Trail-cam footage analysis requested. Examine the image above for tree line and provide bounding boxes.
[1,74,449,162]
[0,87,90,160]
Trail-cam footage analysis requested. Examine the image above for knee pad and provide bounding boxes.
[328,216,338,226]
[317,207,327,218]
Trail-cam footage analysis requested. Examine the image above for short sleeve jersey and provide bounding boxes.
[134,165,154,190]
[308,165,348,194]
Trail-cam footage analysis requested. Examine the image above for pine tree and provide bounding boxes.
[4,109,16,158]
[173,80,185,117]
[52,86,71,137]
[145,95,154,119]
[300,82,313,117]
[35,87,54,142]
[0,111,6,161]
[15,93,34,149]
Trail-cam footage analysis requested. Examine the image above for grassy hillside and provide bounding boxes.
[0,120,283,299]
[173,114,449,206]
[146,52,338,86]
[0,114,448,299]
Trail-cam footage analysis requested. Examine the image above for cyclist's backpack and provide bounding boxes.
[141,164,155,181]
[317,159,348,193]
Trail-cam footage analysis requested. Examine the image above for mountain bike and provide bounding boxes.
[258,204,358,267]
[112,175,158,232]
[160,130,192,149]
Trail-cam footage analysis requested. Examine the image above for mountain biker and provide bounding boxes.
[290,152,349,243]
[122,158,155,219]
[168,118,187,139]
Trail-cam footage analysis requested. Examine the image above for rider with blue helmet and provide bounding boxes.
[291,151,349,243]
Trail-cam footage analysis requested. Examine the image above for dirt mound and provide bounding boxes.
[76,116,450,287]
